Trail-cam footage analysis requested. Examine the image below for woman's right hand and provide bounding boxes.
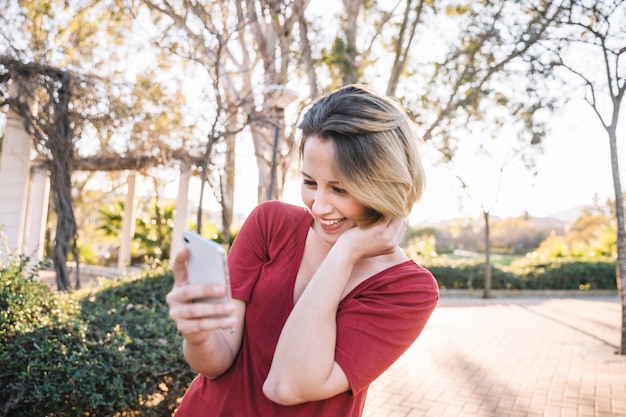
[166,248,238,345]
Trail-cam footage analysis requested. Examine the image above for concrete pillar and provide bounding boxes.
[117,171,137,270]
[0,109,32,255]
[170,162,191,261]
[24,166,51,262]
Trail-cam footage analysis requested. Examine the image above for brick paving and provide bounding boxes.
[364,295,626,417]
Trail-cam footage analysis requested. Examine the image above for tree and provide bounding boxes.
[133,0,315,243]
[535,212,616,258]
[546,0,626,353]
[321,0,364,87]
[386,0,430,97]
[0,0,205,288]
[490,216,557,255]
[398,0,568,297]
[318,0,434,91]
[306,0,568,298]
[0,58,80,290]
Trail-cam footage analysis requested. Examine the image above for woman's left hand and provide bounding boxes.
[338,217,406,264]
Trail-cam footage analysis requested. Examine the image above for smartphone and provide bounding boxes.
[182,231,231,304]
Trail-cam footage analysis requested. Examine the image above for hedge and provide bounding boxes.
[0,261,195,417]
[420,257,617,291]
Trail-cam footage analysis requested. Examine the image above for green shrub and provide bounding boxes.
[0,258,195,416]
[419,256,616,291]
[509,257,617,290]
[419,258,483,289]
[422,257,525,290]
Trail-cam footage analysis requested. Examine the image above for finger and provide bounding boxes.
[381,217,401,231]
[166,282,227,307]
[379,218,405,248]
[170,301,237,336]
[395,219,407,241]
[387,218,405,235]
[177,314,238,336]
[170,299,236,322]
[391,218,406,234]
[172,247,190,285]
[394,218,406,229]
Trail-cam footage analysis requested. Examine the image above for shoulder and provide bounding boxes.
[386,260,438,289]
[392,259,439,300]
[249,201,311,226]
[362,260,439,307]
[254,200,310,217]
[240,201,311,244]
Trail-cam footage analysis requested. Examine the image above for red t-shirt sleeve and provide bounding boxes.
[334,264,439,395]
[227,203,269,302]
[227,201,310,302]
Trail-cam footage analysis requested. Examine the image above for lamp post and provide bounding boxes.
[263,84,298,201]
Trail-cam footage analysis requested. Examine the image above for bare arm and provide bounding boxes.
[263,218,406,404]
[166,248,245,378]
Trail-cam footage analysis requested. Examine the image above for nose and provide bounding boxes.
[311,189,333,217]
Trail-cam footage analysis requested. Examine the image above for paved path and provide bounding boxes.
[364,295,626,417]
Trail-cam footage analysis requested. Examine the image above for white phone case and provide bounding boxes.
[182,231,231,303]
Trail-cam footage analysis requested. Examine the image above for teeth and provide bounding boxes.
[320,218,345,226]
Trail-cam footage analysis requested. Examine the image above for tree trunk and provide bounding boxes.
[221,130,236,244]
[553,0,626,355]
[483,210,492,299]
[252,120,275,203]
[244,0,299,203]
[48,73,77,291]
[50,144,76,291]
[197,136,217,233]
[386,0,425,97]
[342,0,362,85]
[73,242,81,289]
[608,126,626,354]
[295,6,319,100]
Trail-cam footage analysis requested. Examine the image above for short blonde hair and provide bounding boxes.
[299,84,425,226]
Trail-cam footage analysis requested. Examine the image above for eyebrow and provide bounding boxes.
[301,171,340,185]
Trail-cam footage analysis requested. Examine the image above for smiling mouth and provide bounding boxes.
[320,218,346,227]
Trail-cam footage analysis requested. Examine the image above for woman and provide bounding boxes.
[166,84,439,416]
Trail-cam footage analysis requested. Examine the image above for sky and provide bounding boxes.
[73,65,621,228]
[412,99,622,223]
[219,3,624,226]
[15,0,612,228]
[3,81,616,228]
[220,97,622,226]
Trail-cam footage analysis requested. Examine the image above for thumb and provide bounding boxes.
[172,247,190,286]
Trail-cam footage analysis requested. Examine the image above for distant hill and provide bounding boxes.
[544,205,607,223]
[414,206,590,229]
[408,205,615,254]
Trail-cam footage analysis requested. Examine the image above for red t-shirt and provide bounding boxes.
[175,201,439,416]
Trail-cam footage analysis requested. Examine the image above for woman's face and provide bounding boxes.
[301,135,368,244]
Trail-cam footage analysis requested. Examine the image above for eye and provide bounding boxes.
[302,179,317,187]
[332,186,348,194]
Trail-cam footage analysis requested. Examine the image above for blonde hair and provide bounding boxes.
[299,84,425,226]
